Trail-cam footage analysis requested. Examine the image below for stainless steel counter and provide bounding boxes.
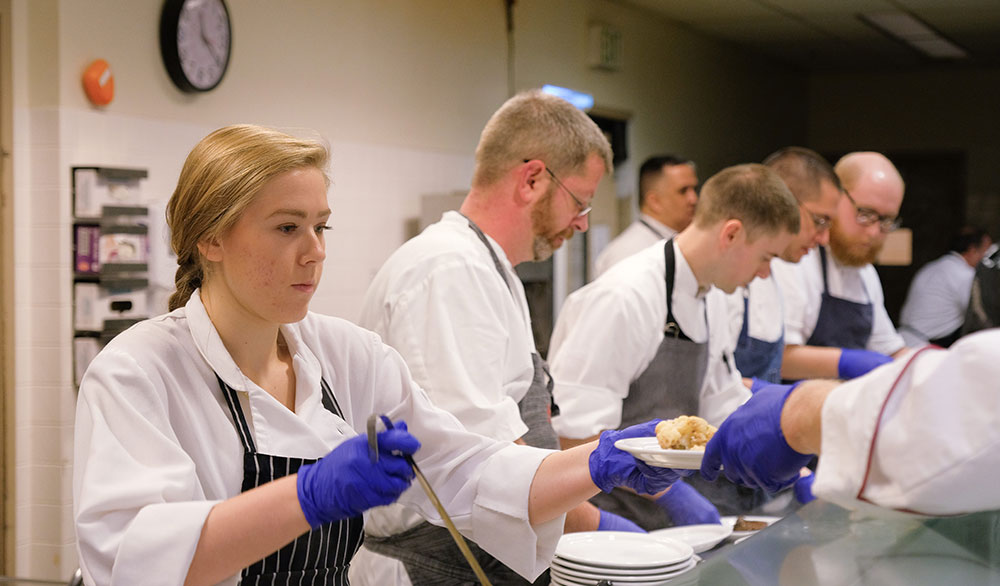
[683,500,1000,584]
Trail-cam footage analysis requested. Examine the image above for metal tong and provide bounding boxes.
[368,414,494,586]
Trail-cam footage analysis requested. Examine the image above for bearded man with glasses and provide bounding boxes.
[773,151,909,386]
[353,89,649,586]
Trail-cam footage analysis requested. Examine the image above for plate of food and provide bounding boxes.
[721,515,780,540]
[614,415,716,469]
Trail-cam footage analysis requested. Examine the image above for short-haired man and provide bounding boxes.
[734,147,843,385]
[355,90,635,585]
[774,152,909,382]
[594,155,698,276]
[899,226,993,347]
[549,164,800,528]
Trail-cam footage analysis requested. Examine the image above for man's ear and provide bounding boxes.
[517,159,548,205]
[718,219,744,251]
[197,236,223,263]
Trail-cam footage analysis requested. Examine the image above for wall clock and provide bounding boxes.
[159,0,232,93]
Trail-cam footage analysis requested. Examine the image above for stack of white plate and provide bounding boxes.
[550,531,696,585]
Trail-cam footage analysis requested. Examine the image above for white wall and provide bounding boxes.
[10,0,808,579]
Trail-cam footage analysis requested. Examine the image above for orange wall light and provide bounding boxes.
[82,59,114,106]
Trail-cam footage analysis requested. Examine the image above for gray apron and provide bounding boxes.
[591,240,773,529]
[365,215,554,585]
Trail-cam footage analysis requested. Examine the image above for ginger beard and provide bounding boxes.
[530,188,575,262]
[828,220,884,267]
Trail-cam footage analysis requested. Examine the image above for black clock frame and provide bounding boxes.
[159,0,232,93]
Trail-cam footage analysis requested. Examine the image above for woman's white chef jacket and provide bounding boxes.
[550,240,750,439]
[594,214,676,277]
[813,329,1000,516]
[73,291,561,586]
[771,246,906,354]
[898,252,975,345]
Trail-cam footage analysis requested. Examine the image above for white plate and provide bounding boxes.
[721,515,780,540]
[550,558,697,584]
[552,555,692,576]
[650,523,733,553]
[555,531,694,569]
[614,437,706,469]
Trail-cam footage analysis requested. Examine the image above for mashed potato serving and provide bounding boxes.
[655,415,716,451]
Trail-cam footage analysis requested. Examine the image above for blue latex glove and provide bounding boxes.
[701,384,812,493]
[590,420,692,495]
[794,473,816,504]
[750,377,769,394]
[597,509,647,533]
[656,479,721,526]
[837,348,892,379]
[297,421,420,528]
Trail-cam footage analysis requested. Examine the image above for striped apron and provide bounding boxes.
[218,376,364,585]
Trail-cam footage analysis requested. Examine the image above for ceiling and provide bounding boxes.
[623,0,1000,72]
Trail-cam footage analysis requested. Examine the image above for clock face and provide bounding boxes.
[160,0,231,92]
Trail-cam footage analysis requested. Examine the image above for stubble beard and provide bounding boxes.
[530,191,574,262]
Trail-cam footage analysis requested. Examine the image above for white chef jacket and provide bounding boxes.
[354,210,539,584]
[73,291,561,586]
[550,240,750,438]
[771,246,906,355]
[898,252,975,345]
[813,329,1000,517]
[593,214,677,277]
[358,210,535,442]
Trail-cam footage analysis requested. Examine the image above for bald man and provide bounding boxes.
[773,152,908,382]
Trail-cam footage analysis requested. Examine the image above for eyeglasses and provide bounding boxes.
[843,189,901,232]
[802,206,832,231]
[525,160,592,217]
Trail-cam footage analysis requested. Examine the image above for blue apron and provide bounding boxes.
[806,246,874,349]
[217,375,364,586]
[734,291,784,384]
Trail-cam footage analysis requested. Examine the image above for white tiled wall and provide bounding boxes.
[11,105,473,580]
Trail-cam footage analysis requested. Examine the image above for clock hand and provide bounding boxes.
[198,6,225,66]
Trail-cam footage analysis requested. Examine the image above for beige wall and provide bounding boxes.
[9,0,812,579]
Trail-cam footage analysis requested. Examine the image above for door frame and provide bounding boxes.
[0,0,14,573]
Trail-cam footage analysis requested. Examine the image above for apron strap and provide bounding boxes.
[461,212,515,299]
[639,218,668,239]
[663,239,695,342]
[218,375,257,454]
[218,375,343,454]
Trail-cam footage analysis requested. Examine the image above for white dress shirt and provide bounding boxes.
[898,252,974,345]
[593,214,677,277]
[814,330,1000,516]
[74,291,561,586]
[772,246,906,355]
[550,240,750,439]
